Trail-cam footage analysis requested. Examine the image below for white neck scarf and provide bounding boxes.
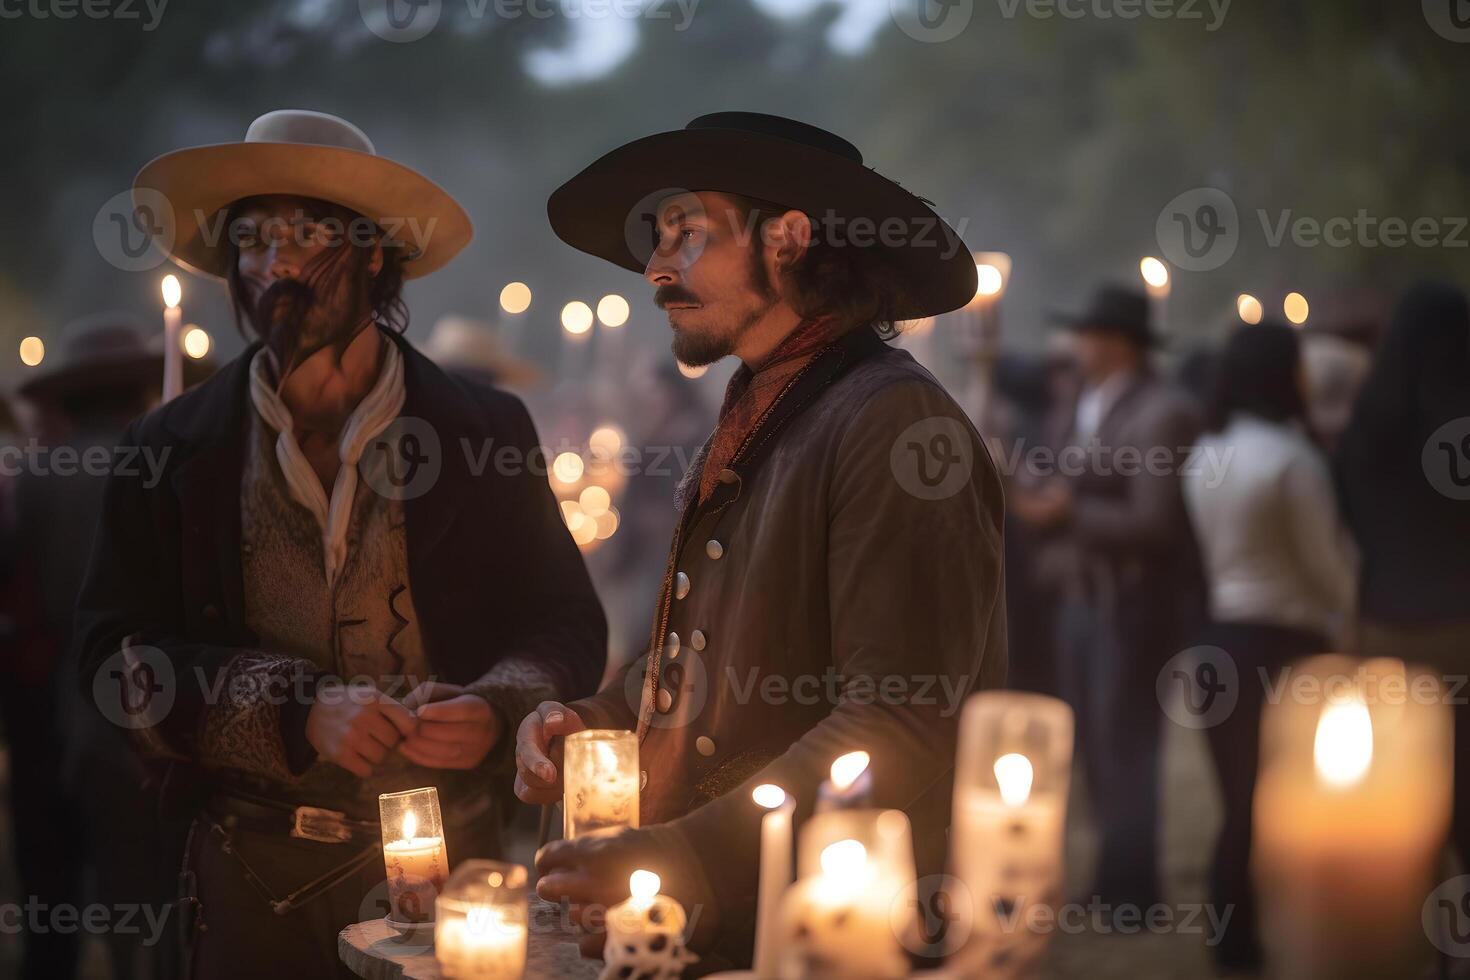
[248,335,406,588]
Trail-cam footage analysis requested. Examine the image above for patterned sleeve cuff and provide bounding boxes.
[197,653,320,783]
[464,655,563,774]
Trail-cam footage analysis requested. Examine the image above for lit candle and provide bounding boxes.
[1254,657,1451,980]
[815,750,873,812]
[563,730,639,840]
[751,784,795,977]
[948,692,1073,973]
[780,808,918,979]
[379,788,449,925]
[161,274,183,401]
[600,870,697,980]
[435,860,529,979]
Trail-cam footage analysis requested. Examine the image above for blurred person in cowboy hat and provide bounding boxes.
[514,112,1008,970]
[424,313,541,390]
[72,110,606,978]
[3,315,169,980]
[1011,282,1204,918]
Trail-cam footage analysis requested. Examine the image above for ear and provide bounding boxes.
[367,240,385,278]
[765,209,813,274]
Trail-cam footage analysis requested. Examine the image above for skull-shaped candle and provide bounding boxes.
[599,870,697,980]
[379,787,449,925]
[564,729,639,840]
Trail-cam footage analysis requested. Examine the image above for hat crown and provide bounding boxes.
[57,313,149,360]
[686,112,863,164]
[244,109,376,156]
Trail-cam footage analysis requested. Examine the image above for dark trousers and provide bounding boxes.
[184,811,501,980]
[1197,619,1325,971]
[1057,594,1166,908]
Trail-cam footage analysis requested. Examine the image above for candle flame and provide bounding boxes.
[994,752,1035,806]
[402,810,417,840]
[829,751,870,791]
[161,274,182,309]
[752,783,787,810]
[819,839,868,889]
[1139,256,1169,289]
[1314,697,1373,788]
[629,869,660,904]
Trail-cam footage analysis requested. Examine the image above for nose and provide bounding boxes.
[644,255,678,288]
[267,245,301,282]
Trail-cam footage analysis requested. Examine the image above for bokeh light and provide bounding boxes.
[596,294,630,328]
[183,326,211,359]
[561,301,594,335]
[1284,292,1309,325]
[500,281,532,314]
[1237,294,1263,324]
[19,336,44,367]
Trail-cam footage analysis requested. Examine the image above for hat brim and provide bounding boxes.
[134,142,473,281]
[18,353,162,402]
[547,128,978,321]
[1047,309,1160,347]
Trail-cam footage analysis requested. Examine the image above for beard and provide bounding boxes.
[248,251,372,388]
[663,250,778,366]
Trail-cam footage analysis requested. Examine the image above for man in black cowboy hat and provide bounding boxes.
[1012,282,1203,916]
[515,112,1008,967]
[73,110,606,977]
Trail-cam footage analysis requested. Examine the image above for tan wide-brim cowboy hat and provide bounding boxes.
[134,109,472,281]
[547,112,978,321]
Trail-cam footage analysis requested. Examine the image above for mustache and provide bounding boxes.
[654,285,701,310]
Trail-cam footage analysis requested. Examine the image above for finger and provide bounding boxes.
[375,695,419,739]
[364,711,405,751]
[412,720,481,745]
[540,703,586,739]
[355,734,389,765]
[536,871,618,909]
[398,738,463,768]
[535,838,584,875]
[416,696,489,724]
[402,681,465,712]
[517,716,556,784]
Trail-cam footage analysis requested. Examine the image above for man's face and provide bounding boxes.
[643,191,778,367]
[232,194,381,374]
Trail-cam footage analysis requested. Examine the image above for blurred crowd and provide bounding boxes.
[0,274,1466,978]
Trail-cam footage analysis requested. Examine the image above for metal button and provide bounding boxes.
[640,770,648,791]
[664,632,680,658]
[675,572,690,600]
[718,468,738,484]
[690,629,707,651]
[657,687,673,713]
[706,540,724,560]
[696,736,716,757]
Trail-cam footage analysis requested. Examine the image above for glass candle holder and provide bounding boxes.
[1254,656,1451,980]
[948,692,1074,974]
[435,860,529,979]
[379,787,449,924]
[563,729,639,840]
[780,809,917,979]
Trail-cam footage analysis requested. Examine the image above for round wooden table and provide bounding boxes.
[338,898,602,980]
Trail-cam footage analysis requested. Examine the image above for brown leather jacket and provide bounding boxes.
[570,326,1007,954]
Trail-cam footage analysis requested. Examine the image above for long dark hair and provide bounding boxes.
[222,195,410,340]
[1205,321,1307,433]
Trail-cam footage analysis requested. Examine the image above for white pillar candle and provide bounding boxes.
[1254,656,1451,980]
[751,784,795,977]
[948,692,1073,976]
[779,838,908,980]
[161,274,183,402]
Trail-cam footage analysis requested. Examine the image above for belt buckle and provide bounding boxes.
[290,805,354,844]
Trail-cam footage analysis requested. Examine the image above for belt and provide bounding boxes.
[206,788,495,846]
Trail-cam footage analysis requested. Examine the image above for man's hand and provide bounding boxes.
[514,701,586,804]
[536,827,717,958]
[398,681,500,770]
[305,682,417,778]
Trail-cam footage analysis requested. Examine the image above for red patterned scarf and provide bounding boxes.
[695,315,849,505]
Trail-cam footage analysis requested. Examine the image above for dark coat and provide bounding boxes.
[73,328,606,799]
[570,327,1008,953]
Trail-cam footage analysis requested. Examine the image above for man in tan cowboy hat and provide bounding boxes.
[515,112,1008,971]
[74,110,606,978]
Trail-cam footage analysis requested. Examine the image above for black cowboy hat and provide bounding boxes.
[1049,284,1158,348]
[546,112,977,321]
[17,313,216,404]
